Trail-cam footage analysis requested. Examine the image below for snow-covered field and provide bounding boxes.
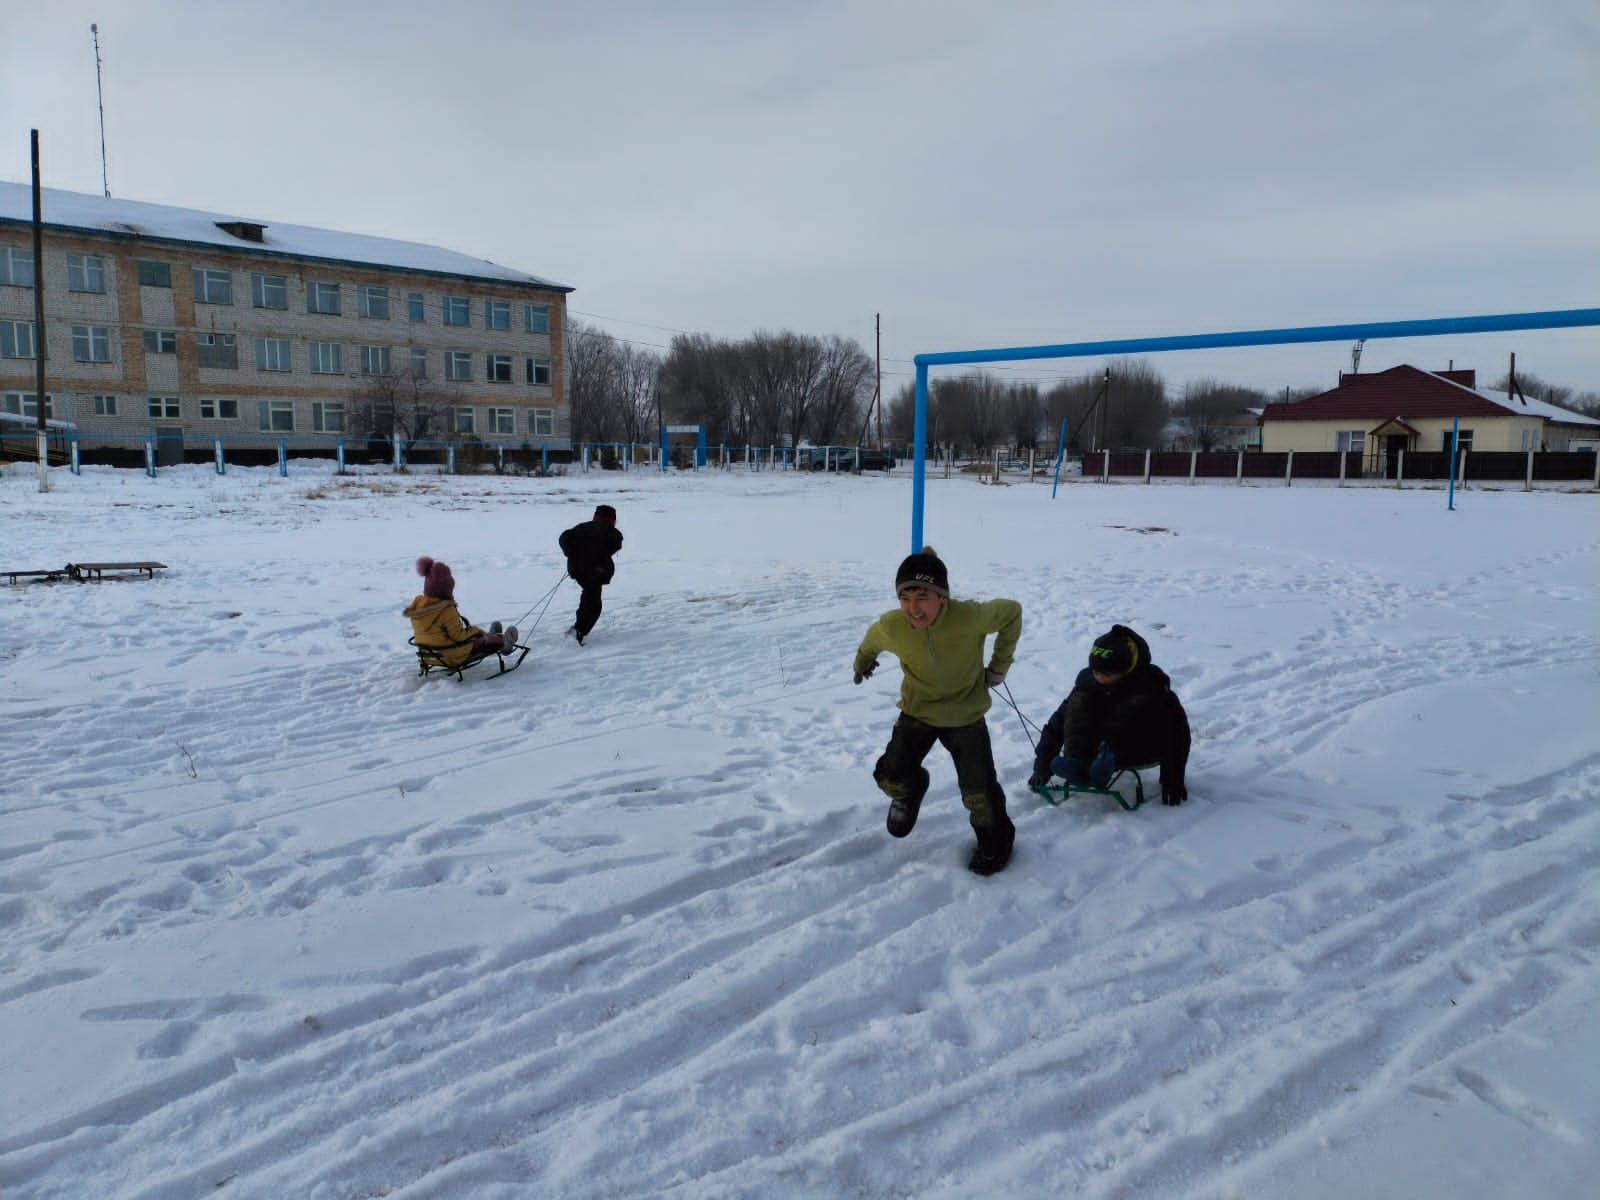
[1,461,1596,1200]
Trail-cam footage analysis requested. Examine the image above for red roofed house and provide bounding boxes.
[1257,365,1600,476]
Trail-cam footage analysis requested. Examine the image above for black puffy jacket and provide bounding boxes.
[558,519,623,587]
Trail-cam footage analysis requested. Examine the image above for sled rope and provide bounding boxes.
[508,573,566,633]
[996,680,1041,753]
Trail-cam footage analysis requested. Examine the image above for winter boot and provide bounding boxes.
[489,620,503,635]
[501,625,518,649]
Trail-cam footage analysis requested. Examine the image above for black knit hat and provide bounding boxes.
[594,504,617,522]
[895,546,948,596]
[1089,629,1139,676]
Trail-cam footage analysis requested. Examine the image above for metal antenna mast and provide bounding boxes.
[91,23,109,196]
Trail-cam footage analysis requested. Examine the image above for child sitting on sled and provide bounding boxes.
[404,557,518,668]
[1028,624,1190,805]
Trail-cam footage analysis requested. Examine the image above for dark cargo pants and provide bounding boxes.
[873,713,1014,853]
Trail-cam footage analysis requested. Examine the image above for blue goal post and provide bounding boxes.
[908,306,1600,550]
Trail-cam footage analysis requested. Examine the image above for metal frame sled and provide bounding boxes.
[409,635,530,681]
[1031,762,1160,812]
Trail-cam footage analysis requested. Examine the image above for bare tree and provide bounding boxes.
[1172,379,1270,451]
[350,369,447,452]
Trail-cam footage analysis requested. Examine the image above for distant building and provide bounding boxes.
[0,182,573,452]
[1257,365,1600,472]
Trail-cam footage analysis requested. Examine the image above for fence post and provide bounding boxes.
[1143,448,1152,484]
[1235,450,1243,485]
[1189,449,1197,485]
[336,438,346,475]
[1525,450,1535,491]
[1396,448,1405,488]
[70,435,81,475]
[1285,449,1294,487]
[542,443,550,473]
[447,442,456,475]
[277,438,288,477]
[1458,448,1467,491]
[144,434,157,477]
[1101,449,1110,483]
[214,437,226,475]
[391,433,402,471]
[1338,451,1347,487]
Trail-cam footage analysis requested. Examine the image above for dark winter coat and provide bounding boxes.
[1033,625,1190,793]
[558,519,623,588]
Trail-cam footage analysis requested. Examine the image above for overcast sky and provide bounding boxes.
[4,0,1597,398]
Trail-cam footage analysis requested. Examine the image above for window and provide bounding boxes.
[0,320,35,358]
[359,345,392,375]
[93,394,118,415]
[0,246,35,287]
[359,285,390,319]
[485,299,510,330]
[524,303,549,334]
[409,347,428,377]
[308,342,343,374]
[488,407,516,435]
[252,272,288,310]
[255,337,291,371]
[67,254,107,293]
[148,396,181,419]
[442,295,470,326]
[407,291,425,322]
[3,392,55,418]
[258,400,294,432]
[137,260,172,287]
[530,408,554,437]
[307,281,341,315]
[1335,430,1365,454]
[487,353,512,383]
[312,401,346,433]
[1444,429,1474,452]
[192,267,233,304]
[1521,428,1538,452]
[72,325,113,363]
[448,406,475,434]
[143,329,177,354]
[196,332,239,369]
[444,350,472,381]
[200,397,240,420]
[527,356,552,386]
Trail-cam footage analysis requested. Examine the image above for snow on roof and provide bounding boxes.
[1467,386,1600,427]
[0,181,571,293]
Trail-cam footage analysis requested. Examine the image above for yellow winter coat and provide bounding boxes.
[404,594,485,668]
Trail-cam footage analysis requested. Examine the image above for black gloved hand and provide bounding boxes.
[1161,776,1187,806]
[853,660,877,685]
[1027,766,1050,788]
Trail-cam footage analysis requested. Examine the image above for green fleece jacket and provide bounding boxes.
[855,597,1023,728]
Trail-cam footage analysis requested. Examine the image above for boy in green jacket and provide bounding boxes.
[853,547,1023,875]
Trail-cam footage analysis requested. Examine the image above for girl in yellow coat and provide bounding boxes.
[404,557,516,668]
[853,547,1022,875]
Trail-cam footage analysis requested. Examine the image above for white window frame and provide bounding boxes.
[488,407,516,435]
[255,337,291,371]
[527,356,552,386]
[137,260,171,287]
[148,396,181,419]
[407,291,425,322]
[442,295,470,326]
[257,399,295,432]
[193,267,233,304]
[307,281,342,315]
[72,324,113,363]
[359,285,390,320]
[308,342,343,375]
[200,397,240,420]
[449,406,476,434]
[312,401,346,433]
[444,350,472,381]
[252,272,288,310]
[67,253,107,293]
[143,329,177,354]
[485,299,510,330]
[1445,429,1474,452]
[1335,430,1365,454]
[359,345,392,376]
[0,319,35,358]
[524,303,549,334]
[196,332,239,370]
[531,407,554,437]
[487,353,512,383]
[0,246,36,287]
[409,347,428,378]
[3,391,55,418]
[93,394,118,415]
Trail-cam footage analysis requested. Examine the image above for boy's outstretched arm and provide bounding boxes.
[983,598,1023,676]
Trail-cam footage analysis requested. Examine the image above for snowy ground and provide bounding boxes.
[1,461,1596,1200]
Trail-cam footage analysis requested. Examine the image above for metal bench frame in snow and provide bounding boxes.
[409,635,529,682]
[1031,762,1160,812]
[5,561,166,585]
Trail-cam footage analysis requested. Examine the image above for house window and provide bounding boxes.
[143,329,177,354]
[531,407,554,437]
[407,291,425,322]
[444,350,472,381]
[0,320,35,358]
[312,401,346,433]
[409,347,427,377]
[1335,430,1365,454]
[0,246,35,287]
[488,407,515,435]
[192,267,233,304]
[307,281,341,315]
[359,345,392,375]
[524,303,549,334]
[527,356,552,386]
[308,342,343,374]
[137,260,171,287]
[252,272,288,310]
[93,394,118,415]
[255,337,291,371]
[3,392,54,418]
[257,399,295,432]
[449,406,475,434]
[485,299,510,330]
[1444,429,1474,452]
[359,285,390,319]
[442,295,470,326]
[148,396,181,419]
[196,332,239,369]
[487,353,512,383]
[200,397,240,420]
[1521,428,1538,451]
[72,325,113,363]
[67,254,106,293]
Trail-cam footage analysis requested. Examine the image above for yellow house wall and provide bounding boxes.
[1260,416,1547,454]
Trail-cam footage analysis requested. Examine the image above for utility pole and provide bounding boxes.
[91,24,110,196]
[31,130,50,492]
[874,312,882,446]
